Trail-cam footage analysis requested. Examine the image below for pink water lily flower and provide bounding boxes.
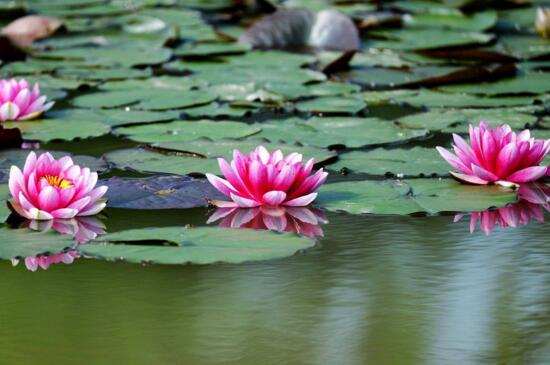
[437,122,550,186]
[8,152,108,220]
[206,146,328,208]
[0,79,54,122]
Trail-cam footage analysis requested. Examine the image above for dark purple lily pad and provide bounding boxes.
[100,175,225,210]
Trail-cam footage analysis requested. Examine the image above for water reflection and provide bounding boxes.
[455,183,550,235]
[207,206,328,239]
[11,216,106,272]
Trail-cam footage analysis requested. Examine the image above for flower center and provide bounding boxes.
[43,175,73,189]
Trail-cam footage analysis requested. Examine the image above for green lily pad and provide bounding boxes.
[404,10,497,31]
[295,96,366,114]
[54,67,153,81]
[316,178,517,215]
[104,148,219,176]
[80,227,315,265]
[96,109,182,127]
[0,227,77,260]
[439,72,550,95]
[397,108,537,133]
[369,29,494,51]
[72,89,216,110]
[3,109,111,142]
[115,120,261,143]
[182,102,256,118]
[174,42,250,57]
[363,89,540,108]
[35,46,172,68]
[254,117,428,148]
[330,148,450,177]
[306,82,361,97]
[98,76,207,92]
[0,184,10,223]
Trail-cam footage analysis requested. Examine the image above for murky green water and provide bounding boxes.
[2,204,549,365]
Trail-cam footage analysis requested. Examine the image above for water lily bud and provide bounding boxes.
[536,7,550,39]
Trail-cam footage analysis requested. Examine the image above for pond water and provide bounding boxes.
[2,0,550,364]
[2,207,550,364]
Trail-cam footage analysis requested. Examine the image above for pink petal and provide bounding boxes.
[230,193,261,208]
[506,166,548,183]
[436,146,469,173]
[450,171,489,185]
[38,186,60,212]
[471,164,498,182]
[0,102,21,121]
[283,192,318,207]
[206,173,238,197]
[51,208,79,219]
[262,190,287,206]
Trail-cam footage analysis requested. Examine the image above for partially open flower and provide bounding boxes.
[0,79,54,122]
[437,122,550,186]
[8,152,108,220]
[207,206,328,239]
[207,146,328,208]
[536,7,550,39]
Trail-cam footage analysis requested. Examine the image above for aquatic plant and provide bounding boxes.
[437,122,550,186]
[207,206,328,239]
[0,79,54,122]
[11,250,79,272]
[8,152,108,220]
[207,146,327,208]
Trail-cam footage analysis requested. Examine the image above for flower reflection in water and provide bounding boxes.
[455,183,550,235]
[207,206,328,239]
[11,216,106,272]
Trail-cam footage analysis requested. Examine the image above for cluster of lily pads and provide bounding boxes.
[0,0,550,270]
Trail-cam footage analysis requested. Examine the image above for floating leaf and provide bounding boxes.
[115,120,261,143]
[316,179,517,215]
[294,96,366,114]
[330,148,450,177]
[0,184,10,222]
[254,117,428,148]
[362,89,539,108]
[397,108,538,133]
[439,72,550,95]
[100,175,224,209]
[403,10,497,31]
[3,110,111,142]
[0,227,77,260]
[96,109,181,127]
[369,29,494,51]
[80,226,315,265]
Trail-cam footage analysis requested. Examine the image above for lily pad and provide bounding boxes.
[0,148,108,183]
[96,109,182,127]
[397,108,537,133]
[369,29,494,51]
[330,148,450,177]
[3,110,111,142]
[439,72,550,95]
[100,175,224,209]
[316,178,517,215]
[104,148,219,176]
[254,117,429,148]
[0,227,77,260]
[403,10,497,31]
[0,184,10,222]
[295,96,366,114]
[35,46,172,68]
[80,226,315,265]
[115,120,261,143]
[362,89,540,108]
[72,89,216,110]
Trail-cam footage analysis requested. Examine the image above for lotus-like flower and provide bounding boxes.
[454,184,550,235]
[0,79,54,122]
[8,152,108,220]
[437,122,550,186]
[207,206,328,239]
[206,146,328,208]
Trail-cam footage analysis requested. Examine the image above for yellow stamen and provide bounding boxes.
[43,175,73,189]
